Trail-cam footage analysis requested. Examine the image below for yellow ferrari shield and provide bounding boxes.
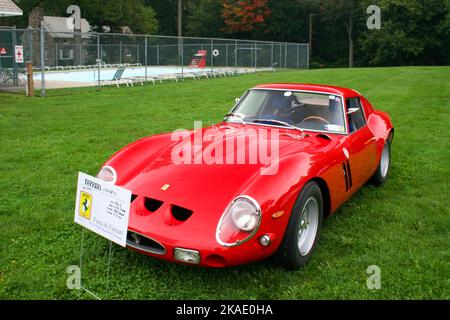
[78,191,92,220]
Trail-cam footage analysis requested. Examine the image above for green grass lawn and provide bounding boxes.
[0,67,449,300]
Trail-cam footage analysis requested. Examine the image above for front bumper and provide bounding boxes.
[125,228,277,268]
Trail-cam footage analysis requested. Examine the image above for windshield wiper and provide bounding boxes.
[252,118,305,134]
[224,113,245,124]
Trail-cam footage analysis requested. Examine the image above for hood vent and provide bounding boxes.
[144,197,164,212]
[171,205,193,221]
[316,133,332,141]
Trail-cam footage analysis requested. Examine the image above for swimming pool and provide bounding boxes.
[34,66,219,83]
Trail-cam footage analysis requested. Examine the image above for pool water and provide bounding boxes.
[34,66,217,83]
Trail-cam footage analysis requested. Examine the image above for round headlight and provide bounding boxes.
[97,166,117,184]
[230,198,259,231]
[216,196,261,247]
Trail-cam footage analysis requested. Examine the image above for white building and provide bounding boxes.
[0,0,23,17]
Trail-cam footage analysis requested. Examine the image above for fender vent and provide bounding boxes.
[171,205,193,221]
[346,160,353,189]
[342,163,349,191]
[342,160,353,192]
[130,194,138,203]
[144,198,164,212]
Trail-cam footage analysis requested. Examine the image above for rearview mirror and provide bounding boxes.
[347,107,359,115]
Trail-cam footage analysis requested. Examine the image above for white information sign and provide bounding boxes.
[15,45,23,63]
[74,172,131,247]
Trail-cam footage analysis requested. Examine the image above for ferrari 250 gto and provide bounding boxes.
[96,83,394,269]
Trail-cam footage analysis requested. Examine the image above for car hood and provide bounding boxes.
[123,125,305,204]
[117,124,336,235]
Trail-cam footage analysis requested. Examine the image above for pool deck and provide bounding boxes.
[33,80,95,89]
[20,66,273,90]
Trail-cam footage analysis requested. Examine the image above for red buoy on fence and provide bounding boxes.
[189,50,207,68]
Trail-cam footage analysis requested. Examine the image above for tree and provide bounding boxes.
[80,0,159,34]
[319,0,363,68]
[145,0,179,36]
[184,0,224,37]
[264,0,316,43]
[3,0,158,34]
[126,2,159,34]
[221,0,272,36]
[358,0,450,66]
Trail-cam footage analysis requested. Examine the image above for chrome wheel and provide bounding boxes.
[297,196,319,256]
[380,143,390,178]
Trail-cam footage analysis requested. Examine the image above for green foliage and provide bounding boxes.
[263,0,313,43]
[184,0,224,37]
[144,0,179,36]
[4,1,450,66]
[358,0,450,66]
[358,22,423,67]
[129,2,159,34]
[7,0,158,34]
[0,67,449,299]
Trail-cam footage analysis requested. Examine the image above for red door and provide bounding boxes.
[343,97,377,191]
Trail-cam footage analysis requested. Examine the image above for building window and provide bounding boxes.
[59,49,74,60]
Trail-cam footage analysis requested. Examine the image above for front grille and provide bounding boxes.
[126,231,166,255]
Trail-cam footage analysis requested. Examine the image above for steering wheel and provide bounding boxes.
[300,116,330,125]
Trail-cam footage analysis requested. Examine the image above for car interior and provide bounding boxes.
[346,98,367,133]
[252,91,346,133]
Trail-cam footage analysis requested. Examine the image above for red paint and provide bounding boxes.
[101,84,394,267]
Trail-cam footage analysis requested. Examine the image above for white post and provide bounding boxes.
[40,26,46,97]
[97,34,101,88]
[145,36,148,81]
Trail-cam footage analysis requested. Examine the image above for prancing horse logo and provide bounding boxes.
[78,191,92,220]
[82,198,89,212]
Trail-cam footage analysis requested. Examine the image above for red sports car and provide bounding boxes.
[96,83,394,269]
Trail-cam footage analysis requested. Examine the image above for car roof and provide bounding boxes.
[252,83,360,97]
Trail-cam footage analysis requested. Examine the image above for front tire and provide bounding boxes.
[370,138,391,187]
[276,181,323,270]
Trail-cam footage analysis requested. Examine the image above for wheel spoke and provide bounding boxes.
[297,196,319,256]
[380,143,390,178]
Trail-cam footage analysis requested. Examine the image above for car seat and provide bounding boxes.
[258,94,294,124]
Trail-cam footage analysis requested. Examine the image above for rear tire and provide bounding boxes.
[370,139,391,187]
[275,181,323,270]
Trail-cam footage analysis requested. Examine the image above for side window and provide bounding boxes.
[346,98,366,132]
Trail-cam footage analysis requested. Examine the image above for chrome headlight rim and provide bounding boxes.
[215,195,262,247]
[97,165,117,184]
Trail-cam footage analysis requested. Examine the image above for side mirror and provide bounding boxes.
[347,107,359,115]
[234,98,240,104]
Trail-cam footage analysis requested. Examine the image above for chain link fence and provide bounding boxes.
[0,27,309,95]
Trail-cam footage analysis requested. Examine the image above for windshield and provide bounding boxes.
[226,89,346,134]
